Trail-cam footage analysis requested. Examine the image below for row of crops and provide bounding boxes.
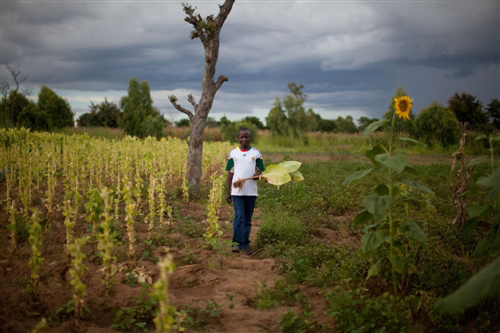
[0,128,232,331]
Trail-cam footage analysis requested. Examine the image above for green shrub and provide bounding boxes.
[111,285,157,332]
[415,101,460,147]
[255,279,307,309]
[278,244,366,286]
[416,248,470,297]
[325,287,411,333]
[256,209,307,247]
[278,308,320,333]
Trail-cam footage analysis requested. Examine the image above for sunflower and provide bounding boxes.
[394,96,413,120]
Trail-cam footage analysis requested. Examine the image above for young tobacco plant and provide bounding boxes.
[343,96,431,294]
[98,187,117,297]
[85,188,104,244]
[69,236,90,328]
[28,208,44,295]
[7,200,17,254]
[151,254,184,332]
[123,181,139,268]
[203,173,225,249]
[63,200,75,260]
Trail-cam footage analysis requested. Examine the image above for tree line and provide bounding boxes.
[2,65,499,149]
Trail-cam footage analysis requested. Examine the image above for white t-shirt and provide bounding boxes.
[227,146,264,196]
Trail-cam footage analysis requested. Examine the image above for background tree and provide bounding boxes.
[77,98,123,128]
[383,86,415,135]
[315,113,338,132]
[168,0,235,199]
[415,101,460,147]
[0,91,30,127]
[120,78,166,138]
[266,82,317,137]
[335,115,358,133]
[38,85,74,129]
[175,118,190,127]
[486,98,500,130]
[0,64,30,127]
[242,116,265,130]
[17,101,50,131]
[357,116,380,132]
[448,92,489,132]
[220,119,259,143]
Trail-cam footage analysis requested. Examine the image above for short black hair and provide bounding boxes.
[238,127,252,136]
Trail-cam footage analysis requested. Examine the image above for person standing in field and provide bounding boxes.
[225,128,265,255]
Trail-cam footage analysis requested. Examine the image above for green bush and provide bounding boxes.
[256,209,307,247]
[415,101,460,147]
[278,244,366,286]
[325,287,412,333]
[255,279,307,309]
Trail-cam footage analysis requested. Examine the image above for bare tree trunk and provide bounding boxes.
[169,0,234,199]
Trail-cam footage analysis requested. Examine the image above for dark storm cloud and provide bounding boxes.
[1,0,498,121]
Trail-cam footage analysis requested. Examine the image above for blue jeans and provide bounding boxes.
[232,196,257,249]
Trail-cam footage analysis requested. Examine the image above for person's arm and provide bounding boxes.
[226,171,234,204]
[254,158,264,177]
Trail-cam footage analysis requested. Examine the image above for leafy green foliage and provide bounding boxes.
[111,285,157,332]
[278,307,320,333]
[266,83,317,138]
[448,92,490,132]
[435,258,500,314]
[120,78,166,138]
[77,98,123,128]
[180,300,223,331]
[256,209,307,247]
[415,101,460,147]
[325,287,412,333]
[255,279,307,309]
[38,85,74,129]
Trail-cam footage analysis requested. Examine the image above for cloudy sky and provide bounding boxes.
[1,0,499,124]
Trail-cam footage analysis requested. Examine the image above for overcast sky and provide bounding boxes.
[1,0,499,124]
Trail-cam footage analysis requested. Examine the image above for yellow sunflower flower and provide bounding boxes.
[394,96,413,120]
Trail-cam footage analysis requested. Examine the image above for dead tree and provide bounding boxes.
[1,64,29,125]
[169,0,235,199]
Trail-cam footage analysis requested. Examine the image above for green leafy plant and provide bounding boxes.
[435,258,500,314]
[111,285,157,333]
[203,173,225,248]
[151,254,185,332]
[278,307,320,333]
[464,166,500,258]
[27,209,44,295]
[69,236,90,327]
[325,287,412,332]
[475,133,500,174]
[255,279,307,309]
[85,188,104,244]
[98,187,117,296]
[343,95,431,294]
[180,300,223,331]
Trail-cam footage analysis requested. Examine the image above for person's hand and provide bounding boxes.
[226,193,232,205]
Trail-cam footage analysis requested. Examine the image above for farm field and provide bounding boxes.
[0,128,499,332]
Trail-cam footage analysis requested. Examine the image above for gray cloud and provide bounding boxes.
[1,0,498,122]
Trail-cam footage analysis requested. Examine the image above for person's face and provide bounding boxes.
[238,130,251,149]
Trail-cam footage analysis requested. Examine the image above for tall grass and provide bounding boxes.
[54,126,497,156]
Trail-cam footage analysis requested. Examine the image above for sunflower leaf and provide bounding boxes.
[364,120,385,137]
